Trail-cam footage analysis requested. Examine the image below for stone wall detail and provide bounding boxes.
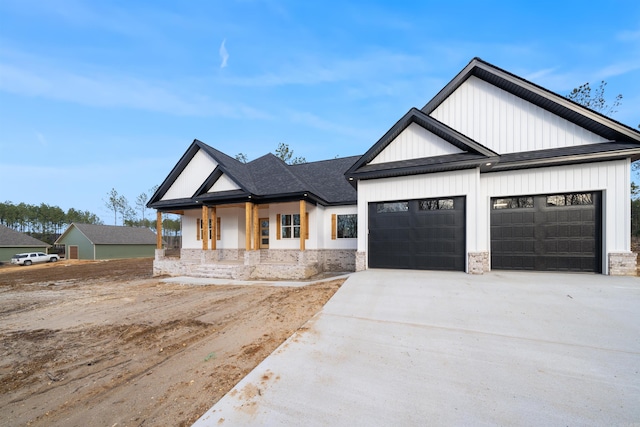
[468,252,490,275]
[153,249,356,280]
[355,252,366,272]
[608,252,637,276]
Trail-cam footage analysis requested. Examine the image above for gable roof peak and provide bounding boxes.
[422,58,640,143]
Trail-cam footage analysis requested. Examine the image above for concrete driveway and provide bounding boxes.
[193,269,640,426]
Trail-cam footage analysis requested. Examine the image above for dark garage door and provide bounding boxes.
[490,192,601,272]
[368,196,466,271]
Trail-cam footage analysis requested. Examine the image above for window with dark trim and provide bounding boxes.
[492,197,534,209]
[546,193,593,207]
[376,202,409,213]
[419,198,454,210]
[337,214,357,238]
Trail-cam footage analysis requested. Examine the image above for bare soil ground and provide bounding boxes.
[0,259,343,427]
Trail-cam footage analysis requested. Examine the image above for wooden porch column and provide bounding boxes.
[245,202,252,251]
[201,204,209,250]
[156,211,163,249]
[300,200,306,251]
[253,204,260,250]
[210,207,216,250]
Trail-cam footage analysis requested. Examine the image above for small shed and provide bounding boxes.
[0,224,51,262]
[55,223,157,260]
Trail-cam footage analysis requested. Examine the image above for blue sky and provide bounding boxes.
[1,0,639,223]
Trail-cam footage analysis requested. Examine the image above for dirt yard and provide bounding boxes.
[0,259,343,427]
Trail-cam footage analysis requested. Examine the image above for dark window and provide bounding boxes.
[281,214,300,238]
[547,193,593,207]
[337,214,357,238]
[376,202,409,213]
[492,197,534,209]
[419,198,454,210]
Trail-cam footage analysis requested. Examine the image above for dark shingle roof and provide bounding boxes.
[0,224,50,247]
[289,156,362,204]
[149,139,359,209]
[60,223,157,245]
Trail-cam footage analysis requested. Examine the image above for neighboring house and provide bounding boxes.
[346,57,640,276]
[0,224,50,262]
[55,223,157,260]
[150,57,640,278]
[147,143,359,279]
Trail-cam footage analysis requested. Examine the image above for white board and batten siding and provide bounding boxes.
[357,168,480,257]
[209,173,240,193]
[369,122,463,164]
[161,149,217,201]
[430,76,607,154]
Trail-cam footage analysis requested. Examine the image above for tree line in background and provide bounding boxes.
[0,187,181,246]
[0,201,102,244]
[103,187,181,238]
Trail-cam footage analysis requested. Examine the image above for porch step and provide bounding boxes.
[191,263,249,280]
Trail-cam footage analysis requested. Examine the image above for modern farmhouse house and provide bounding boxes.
[149,58,640,278]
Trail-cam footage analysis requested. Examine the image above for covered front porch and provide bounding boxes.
[153,200,355,280]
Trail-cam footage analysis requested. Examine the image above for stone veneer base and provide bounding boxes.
[468,252,490,275]
[608,252,637,276]
[153,249,356,280]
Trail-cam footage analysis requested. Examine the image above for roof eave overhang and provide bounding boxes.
[148,198,201,211]
[1,244,52,248]
[348,160,488,181]
[486,149,640,173]
[151,188,340,210]
[246,192,325,206]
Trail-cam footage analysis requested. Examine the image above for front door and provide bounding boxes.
[259,218,269,249]
[69,245,79,259]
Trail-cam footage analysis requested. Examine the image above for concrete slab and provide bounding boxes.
[193,269,640,426]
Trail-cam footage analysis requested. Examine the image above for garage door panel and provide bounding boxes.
[369,196,465,271]
[491,192,601,273]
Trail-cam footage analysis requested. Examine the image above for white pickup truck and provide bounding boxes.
[11,252,59,266]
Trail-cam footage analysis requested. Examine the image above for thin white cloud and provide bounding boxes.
[219,38,229,68]
[523,68,558,82]
[0,61,271,119]
[220,50,428,87]
[286,109,375,140]
[35,131,47,146]
[617,29,640,42]
[596,60,640,79]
